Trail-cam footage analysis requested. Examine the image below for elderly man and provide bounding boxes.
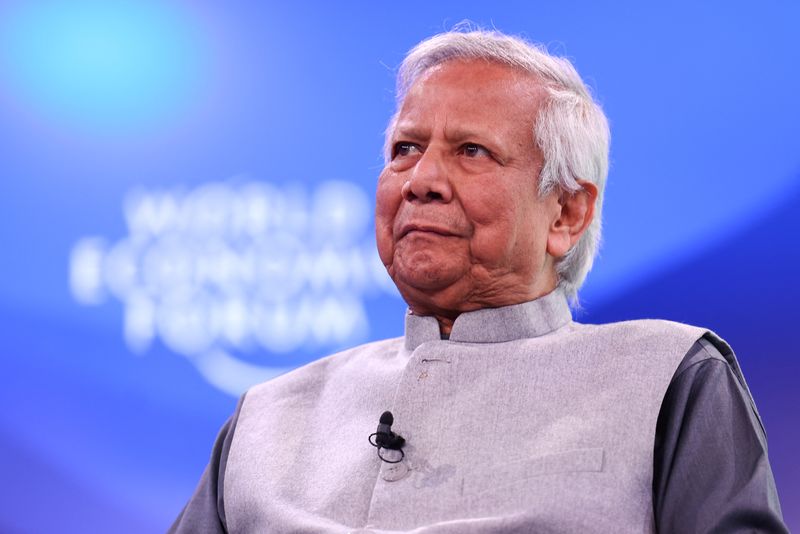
[171,29,786,533]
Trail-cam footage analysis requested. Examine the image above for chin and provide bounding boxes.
[396,270,449,292]
[393,257,465,293]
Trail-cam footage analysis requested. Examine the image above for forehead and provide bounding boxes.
[394,60,545,138]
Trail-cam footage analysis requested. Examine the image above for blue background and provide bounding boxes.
[0,1,798,531]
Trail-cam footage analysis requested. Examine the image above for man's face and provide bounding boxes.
[376,60,563,318]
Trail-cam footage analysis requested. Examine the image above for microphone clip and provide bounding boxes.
[368,411,406,463]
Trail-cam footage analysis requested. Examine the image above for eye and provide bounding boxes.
[393,142,421,159]
[460,143,491,158]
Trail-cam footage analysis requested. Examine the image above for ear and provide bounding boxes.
[546,180,598,259]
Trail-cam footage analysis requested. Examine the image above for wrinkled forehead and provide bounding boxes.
[390,59,546,139]
[402,58,545,106]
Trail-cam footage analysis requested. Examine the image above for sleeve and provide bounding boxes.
[168,395,245,534]
[652,334,788,533]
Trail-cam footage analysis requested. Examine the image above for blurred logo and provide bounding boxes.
[69,179,398,395]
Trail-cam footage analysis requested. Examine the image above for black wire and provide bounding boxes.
[377,447,404,464]
[368,432,405,463]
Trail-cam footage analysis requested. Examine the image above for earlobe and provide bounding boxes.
[546,181,598,259]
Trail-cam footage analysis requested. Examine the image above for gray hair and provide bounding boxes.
[385,28,610,301]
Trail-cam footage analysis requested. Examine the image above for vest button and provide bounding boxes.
[381,460,409,482]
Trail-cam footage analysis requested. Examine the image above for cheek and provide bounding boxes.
[374,171,402,265]
[462,197,519,262]
[461,181,541,264]
[512,196,560,265]
[469,220,519,265]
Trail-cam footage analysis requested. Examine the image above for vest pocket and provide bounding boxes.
[465,447,605,496]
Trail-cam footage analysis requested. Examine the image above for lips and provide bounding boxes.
[398,222,459,239]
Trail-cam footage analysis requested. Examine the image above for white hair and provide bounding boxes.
[385,28,610,302]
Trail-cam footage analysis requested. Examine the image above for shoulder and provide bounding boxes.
[242,336,405,408]
[676,332,733,373]
[570,318,705,337]
[570,318,714,355]
[666,331,764,433]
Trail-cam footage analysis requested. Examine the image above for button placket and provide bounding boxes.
[366,341,454,528]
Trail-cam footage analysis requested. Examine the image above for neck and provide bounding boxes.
[407,280,559,336]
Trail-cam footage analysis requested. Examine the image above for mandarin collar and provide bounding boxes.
[403,288,572,351]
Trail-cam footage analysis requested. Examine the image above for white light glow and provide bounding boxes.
[69,237,107,305]
[70,179,397,395]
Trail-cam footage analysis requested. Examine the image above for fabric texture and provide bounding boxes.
[169,289,787,533]
[652,336,786,532]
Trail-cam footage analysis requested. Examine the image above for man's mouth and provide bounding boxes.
[398,223,458,239]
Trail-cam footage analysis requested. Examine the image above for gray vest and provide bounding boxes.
[224,290,709,533]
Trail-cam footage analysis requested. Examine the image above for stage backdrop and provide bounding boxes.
[0,1,797,532]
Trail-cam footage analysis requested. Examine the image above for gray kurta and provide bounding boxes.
[170,289,786,533]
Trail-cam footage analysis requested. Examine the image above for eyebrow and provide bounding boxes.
[444,127,504,149]
[392,124,429,141]
[393,123,505,149]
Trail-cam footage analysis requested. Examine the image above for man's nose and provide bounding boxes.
[401,150,453,203]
